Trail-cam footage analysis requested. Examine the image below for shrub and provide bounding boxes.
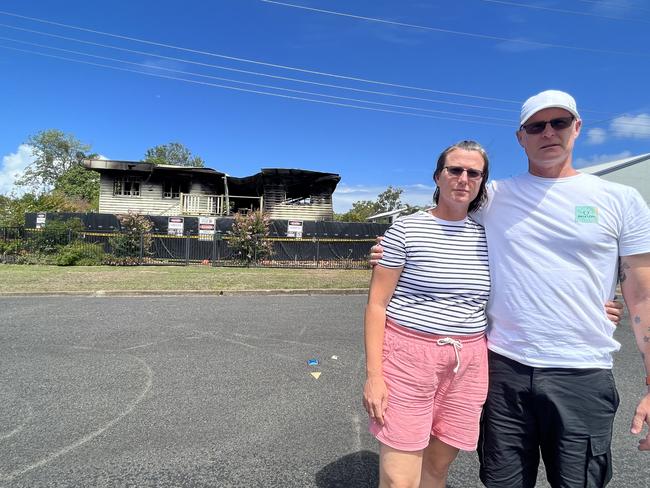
[55,241,105,266]
[30,218,85,254]
[227,211,273,264]
[109,211,153,259]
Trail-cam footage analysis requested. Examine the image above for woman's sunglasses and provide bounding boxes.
[443,166,484,180]
[520,116,575,135]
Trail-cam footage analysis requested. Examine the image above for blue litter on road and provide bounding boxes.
[307,359,319,366]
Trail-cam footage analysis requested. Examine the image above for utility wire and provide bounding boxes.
[259,0,649,57]
[575,0,650,15]
[0,19,618,116]
[0,9,523,104]
[480,0,650,23]
[0,10,635,119]
[0,36,514,122]
[0,23,519,114]
[0,45,515,127]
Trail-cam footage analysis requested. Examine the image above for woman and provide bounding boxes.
[363,140,490,488]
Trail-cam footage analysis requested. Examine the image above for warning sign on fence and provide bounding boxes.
[198,217,216,240]
[168,217,184,236]
[287,219,303,238]
[36,212,47,229]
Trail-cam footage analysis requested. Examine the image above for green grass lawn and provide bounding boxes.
[0,265,371,293]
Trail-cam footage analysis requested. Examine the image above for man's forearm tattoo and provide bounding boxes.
[634,315,641,324]
[618,258,630,283]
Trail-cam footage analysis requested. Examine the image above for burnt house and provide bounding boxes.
[84,160,341,221]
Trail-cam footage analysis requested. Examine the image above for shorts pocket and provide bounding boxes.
[382,332,396,362]
[585,434,613,488]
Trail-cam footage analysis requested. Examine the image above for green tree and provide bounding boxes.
[53,164,99,207]
[376,186,404,212]
[335,199,379,222]
[15,129,92,193]
[144,142,205,167]
[335,186,412,222]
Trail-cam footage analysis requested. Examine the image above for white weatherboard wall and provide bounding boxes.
[98,175,182,216]
[580,153,650,205]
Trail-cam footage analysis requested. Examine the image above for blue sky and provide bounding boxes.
[1,0,649,211]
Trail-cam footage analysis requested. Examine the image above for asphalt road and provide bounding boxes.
[0,296,648,487]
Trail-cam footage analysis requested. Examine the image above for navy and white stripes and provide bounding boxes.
[378,211,490,336]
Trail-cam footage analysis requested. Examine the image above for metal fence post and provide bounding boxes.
[315,237,320,268]
[212,230,217,267]
[185,233,190,266]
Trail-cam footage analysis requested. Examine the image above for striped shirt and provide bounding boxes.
[378,211,490,335]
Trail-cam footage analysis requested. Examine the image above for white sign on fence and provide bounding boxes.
[287,219,303,238]
[36,212,47,229]
[198,217,216,240]
[168,216,185,236]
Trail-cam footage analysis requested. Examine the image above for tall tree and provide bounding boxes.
[144,142,205,167]
[376,186,404,212]
[53,164,100,207]
[16,129,92,193]
[336,186,410,222]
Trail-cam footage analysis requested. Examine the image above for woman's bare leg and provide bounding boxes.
[379,443,424,488]
[419,437,459,488]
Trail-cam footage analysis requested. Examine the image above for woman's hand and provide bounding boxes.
[363,375,388,425]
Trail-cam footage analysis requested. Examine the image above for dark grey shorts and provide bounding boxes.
[478,351,620,488]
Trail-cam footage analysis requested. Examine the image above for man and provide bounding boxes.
[371,90,650,487]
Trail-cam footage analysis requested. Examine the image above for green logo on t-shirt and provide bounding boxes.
[575,206,598,224]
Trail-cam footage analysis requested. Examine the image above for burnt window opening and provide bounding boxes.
[162,181,186,199]
[113,176,141,196]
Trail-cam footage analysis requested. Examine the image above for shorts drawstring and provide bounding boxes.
[437,337,463,373]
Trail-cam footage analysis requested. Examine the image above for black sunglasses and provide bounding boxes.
[520,116,575,135]
[443,166,484,180]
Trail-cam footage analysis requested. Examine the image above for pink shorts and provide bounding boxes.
[369,320,488,452]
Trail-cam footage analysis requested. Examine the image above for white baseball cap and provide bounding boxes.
[520,90,580,126]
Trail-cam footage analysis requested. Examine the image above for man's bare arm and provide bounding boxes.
[620,253,650,451]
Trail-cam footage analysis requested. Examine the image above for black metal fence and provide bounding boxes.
[0,227,374,269]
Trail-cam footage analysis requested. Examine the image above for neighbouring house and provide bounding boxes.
[580,152,650,204]
[84,160,341,221]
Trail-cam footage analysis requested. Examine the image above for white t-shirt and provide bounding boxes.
[474,172,650,368]
[378,211,490,336]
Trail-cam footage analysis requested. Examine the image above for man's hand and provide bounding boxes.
[369,236,384,267]
[605,298,625,325]
[631,393,650,450]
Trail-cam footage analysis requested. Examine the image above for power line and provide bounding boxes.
[0,36,515,123]
[0,9,633,119]
[0,44,516,127]
[480,0,650,23]
[259,0,649,57]
[0,9,523,105]
[575,0,650,15]
[0,23,519,114]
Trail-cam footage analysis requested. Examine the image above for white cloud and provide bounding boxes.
[586,127,607,145]
[575,151,632,168]
[333,183,434,213]
[0,144,35,195]
[610,114,650,139]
